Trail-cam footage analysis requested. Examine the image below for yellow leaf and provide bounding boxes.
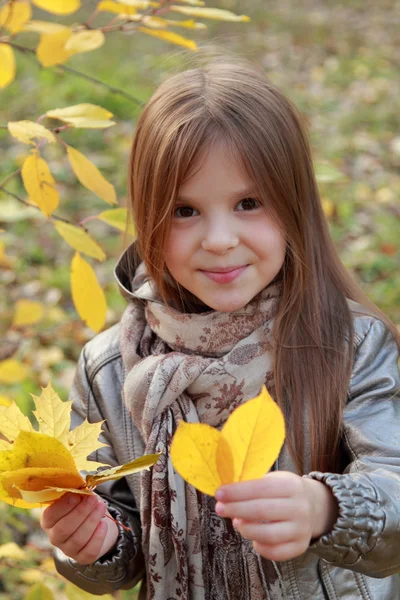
[168,5,250,21]
[0,1,31,34]
[23,20,69,34]
[97,1,137,15]
[114,0,159,7]
[138,27,197,50]
[0,542,27,561]
[54,222,106,261]
[12,299,45,327]
[170,422,226,496]
[0,359,29,384]
[0,44,16,89]
[170,386,285,496]
[142,16,206,29]
[0,395,13,407]
[67,146,117,205]
[85,453,161,487]
[64,30,105,54]
[46,103,115,128]
[31,383,72,446]
[36,29,74,67]
[174,0,205,4]
[21,152,59,218]
[32,0,81,15]
[98,208,136,235]
[67,417,110,472]
[0,401,34,443]
[70,252,107,332]
[220,387,285,481]
[8,121,56,146]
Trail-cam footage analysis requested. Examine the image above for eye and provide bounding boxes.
[236,197,261,211]
[174,206,199,218]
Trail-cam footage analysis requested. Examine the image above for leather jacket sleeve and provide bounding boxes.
[52,345,145,595]
[308,317,400,578]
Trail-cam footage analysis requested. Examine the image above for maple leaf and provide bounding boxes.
[0,383,160,508]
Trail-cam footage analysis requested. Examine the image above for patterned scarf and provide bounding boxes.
[119,264,282,600]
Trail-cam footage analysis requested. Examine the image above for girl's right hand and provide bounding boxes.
[40,492,119,565]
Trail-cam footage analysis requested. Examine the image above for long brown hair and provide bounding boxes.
[128,57,400,474]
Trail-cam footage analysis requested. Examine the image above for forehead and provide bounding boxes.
[178,140,254,201]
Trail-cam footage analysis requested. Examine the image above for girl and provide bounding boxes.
[41,58,400,600]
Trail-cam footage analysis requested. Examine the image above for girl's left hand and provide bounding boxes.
[215,471,338,561]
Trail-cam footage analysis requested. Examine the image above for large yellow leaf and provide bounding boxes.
[32,0,81,15]
[138,27,197,50]
[98,208,136,235]
[170,386,285,496]
[54,222,106,261]
[64,30,105,54]
[21,152,59,217]
[220,387,285,481]
[114,0,159,7]
[97,1,137,15]
[168,5,250,21]
[70,252,107,332]
[46,103,115,129]
[0,400,34,442]
[8,121,56,145]
[12,299,45,327]
[0,44,16,89]
[36,29,74,67]
[0,1,31,34]
[0,395,13,407]
[32,383,72,446]
[67,146,117,206]
[170,422,227,496]
[0,359,29,384]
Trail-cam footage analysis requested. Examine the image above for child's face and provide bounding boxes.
[164,141,286,312]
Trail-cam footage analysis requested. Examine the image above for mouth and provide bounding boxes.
[199,265,248,283]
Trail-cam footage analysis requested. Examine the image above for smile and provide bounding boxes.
[200,266,248,283]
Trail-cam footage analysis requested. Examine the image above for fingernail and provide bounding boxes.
[215,489,225,501]
[215,502,225,516]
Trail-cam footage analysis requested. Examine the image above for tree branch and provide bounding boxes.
[6,42,145,107]
[0,185,90,230]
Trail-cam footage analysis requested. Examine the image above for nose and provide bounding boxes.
[201,216,239,254]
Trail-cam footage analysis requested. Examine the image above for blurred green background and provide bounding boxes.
[0,0,399,597]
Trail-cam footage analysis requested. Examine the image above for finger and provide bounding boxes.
[215,498,294,522]
[47,494,103,545]
[73,518,109,564]
[61,501,106,557]
[233,519,296,545]
[253,540,306,562]
[41,493,84,530]
[216,472,302,502]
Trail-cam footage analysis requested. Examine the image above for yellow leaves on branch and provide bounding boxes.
[46,103,115,129]
[137,27,197,50]
[0,383,160,508]
[171,386,285,496]
[32,0,81,15]
[71,252,107,333]
[21,152,59,218]
[0,44,16,89]
[53,221,106,261]
[0,1,31,34]
[169,5,250,21]
[36,28,75,67]
[97,1,138,15]
[98,207,136,235]
[8,121,56,145]
[67,146,117,205]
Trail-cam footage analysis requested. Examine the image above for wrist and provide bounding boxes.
[303,478,339,540]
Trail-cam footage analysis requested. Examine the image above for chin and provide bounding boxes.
[202,295,250,313]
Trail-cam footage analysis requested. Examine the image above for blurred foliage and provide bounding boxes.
[1,0,400,598]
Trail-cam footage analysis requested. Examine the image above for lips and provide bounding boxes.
[200,265,248,283]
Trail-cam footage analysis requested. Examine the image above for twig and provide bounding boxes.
[6,41,144,107]
[0,166,22,189]
[0,185,89,229]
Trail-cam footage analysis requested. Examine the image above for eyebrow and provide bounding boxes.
[177,187,257,203]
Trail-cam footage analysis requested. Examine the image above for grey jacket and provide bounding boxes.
[54,260,400,599]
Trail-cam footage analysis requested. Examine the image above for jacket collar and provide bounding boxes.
[113,241,158,303]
